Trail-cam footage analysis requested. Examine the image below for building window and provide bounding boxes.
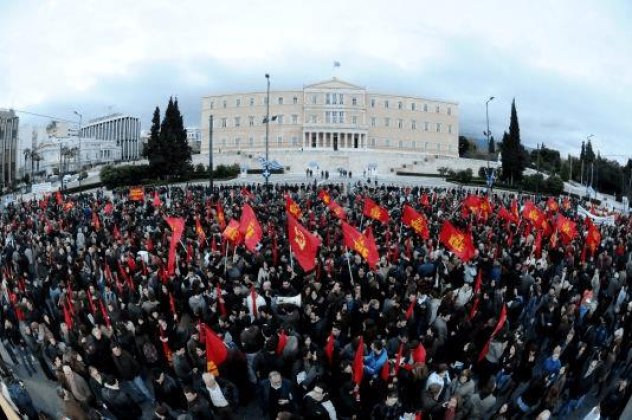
[209,101,214,109]
[277,115,284,124]
[292,114,298,124]
[371,98,376,107]
[326,93,331,105]
[352,116,357,125]
[436,123,441,132]
[398,101,403,110]
[221,118,227,128]
[448,124,452,134]
[352,97,357,106]
[412,120,416,130]
[249,116,254,126]
[371,117,376,127]
[249,137,254,146]
[278,97,283,105]
[234,117,240,127]
[311,95,317,104]
[398,119,403,129]
[222,100,227,108]
[310,115,317,123]
[423,104,428,112]
[236,99,241,107]
[436,105,440,113]
[325,112,331,124]
[399,140,403,148]
[385,118,390,127]
[371,138,376,147]
[447,107,452,115]
[249,97,254,106]
[411,103,416,111]
[339,94,344,105]
[293,96,298,104]
[385,100,389,108]
[424,122,429,131]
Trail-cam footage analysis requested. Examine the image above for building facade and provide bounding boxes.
[79,113,141,161]
[186,127,202,154]
[201,78,458,157]
[0,110,19,189]
[36,136,122,176]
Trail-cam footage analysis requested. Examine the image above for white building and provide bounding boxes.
[36,136,121,176]
[186,127,201,154]
[79,113,141,161]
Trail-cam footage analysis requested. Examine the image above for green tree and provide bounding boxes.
[159,97,192,178]
[560,160,570,181]
[580,141,586,161]
[500,99,527,185]
[585,139,595,163]
[458,136,470,157]
[145,106,164,175]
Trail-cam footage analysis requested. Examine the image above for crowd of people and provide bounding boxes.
[0,180,631,420]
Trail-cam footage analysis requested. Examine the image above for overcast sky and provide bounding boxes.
[1,0,631,159]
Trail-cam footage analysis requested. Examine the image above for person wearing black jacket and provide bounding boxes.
[152,368,187,412]
[100,375,143,420]
[111,343,154,403]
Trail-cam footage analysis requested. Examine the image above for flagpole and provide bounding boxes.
[345,246,354,285]
[289,243,294,271]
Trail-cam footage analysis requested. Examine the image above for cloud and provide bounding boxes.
[1,0,630,158]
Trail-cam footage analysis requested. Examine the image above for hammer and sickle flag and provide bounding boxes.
[287,213,321,272]
[285,195,303,219]
[363,197,389,223]
[439,221,475,262]
[342,221,379,268]
[318,189,331,205]
[402,205,430,240]
[239,204,263,252]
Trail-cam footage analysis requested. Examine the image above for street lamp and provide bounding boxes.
[74,111,82,173]
[484,96,495,146]
[264,73,271,186]
[484,96,495,191]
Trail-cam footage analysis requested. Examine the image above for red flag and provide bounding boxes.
[287,214,321,272]
[92,212,101,231]
[240,187,255,201]
[165,217,185,275]
[239,204,263,252]
[402,205,429,240]
[534,230,543,258]
[327,200,347,220]
[222,219,242,244]
[104,202,113,215]
[86,289,96,314]
[63,303,73,329]
[276,330,288,355]
[461,195,482,218]
[412,343,426,364]
[479,197,493,220]
[342,222,378,268]
[522,201,545,227]
[127,255,136,272]
[99,300,111,328]
[169,293,177,316]
[55,191,63,204]
[405,299,415,320]
[555,214,577,243]
[325,333,335,365]
[216,202,227,230]
[439,221,475,262]
[420,193,430,207]
[129,186,144,201]
[203,324,228,375]
[510,199,520,221]
[498,206,517,224]
[363,197,389,223]
[153,191,162,207]
[562,197,571,210]
[318,189,331,205]
[473,270,482,294]
[586,224,601,253]
[353,337,364,385]
[250,287,258,318]
[380,360,390,381]
[478,304,508,362]
[285,195,303,219]
[546,197,559,213]
[468,296,480,320]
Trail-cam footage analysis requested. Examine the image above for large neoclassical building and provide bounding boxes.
[200,78,458,157]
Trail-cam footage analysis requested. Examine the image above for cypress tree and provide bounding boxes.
[585,139,595,163]
[146,106,164,176]
[488,136,496,155]
[500,99,527,185]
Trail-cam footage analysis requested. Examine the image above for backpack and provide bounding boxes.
[142,342,159,364]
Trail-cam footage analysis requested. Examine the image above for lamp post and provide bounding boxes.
[485,96,495,151]
[484,96,495,191]
[208,114,214,190]
[264,73,271,186]
[73,111,82,173]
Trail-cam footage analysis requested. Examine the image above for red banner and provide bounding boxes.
[165,217,185,275]
[222,219,242,244]
[439,221,475,262]
[239,204,263,252]
[287,214,321,272]
[129,186,144,201]
[203,324,228,376]
[285,195,303,219]
[402,205,429,240]
[363,197,389,223]
[342,222,378,268]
